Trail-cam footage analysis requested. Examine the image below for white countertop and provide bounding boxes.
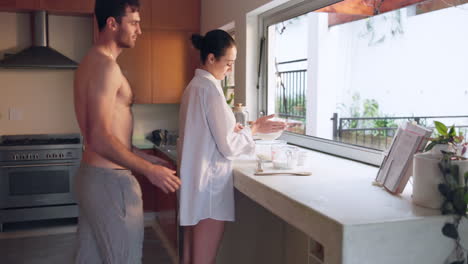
[234,154,439,226]
[133,137,468,263]
[233,150,468,264]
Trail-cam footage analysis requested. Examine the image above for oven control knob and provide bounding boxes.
[35,154,39,160]
[59,153,65,159]
[13,154,19,160]
[53,153,58,158]
[46,153,51,159]
[27,154,32,160]
[21,154,26,160]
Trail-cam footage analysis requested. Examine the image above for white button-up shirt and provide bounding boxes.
[178,69,255,226]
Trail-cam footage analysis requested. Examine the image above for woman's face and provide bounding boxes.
[205,46,237,80]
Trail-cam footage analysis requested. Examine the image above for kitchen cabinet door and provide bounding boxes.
[138,0,151,29]
[151,30,199,104]
[0,0,39,11]
[151,0,200,31]
[118,32,153,104]
[0,0,16,8]
[153,148,178,252]
[156,187,178,250]
[131,149,158,212]
[39,0,94,14]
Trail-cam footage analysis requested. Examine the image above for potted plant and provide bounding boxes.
[424,121,466,156]
[413,121,467,209]
[412,121,468,263]
[437,152,468,264]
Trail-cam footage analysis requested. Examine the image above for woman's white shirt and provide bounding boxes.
[178,69,255,226]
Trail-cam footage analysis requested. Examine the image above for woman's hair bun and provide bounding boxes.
[191,34,204,50]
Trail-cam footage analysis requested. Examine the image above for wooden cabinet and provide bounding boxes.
[118,29,198,104]
[151,0,200,31]
[131,149,158,212]
[118,32,153,104]
[152,148,178,251]
[117,0,200,104]
[0,0,94,14]
[151,30,198,103]
[39,0,94,14]
[0,0,39,11]
[139,0,151,29]
[131,148,178,252]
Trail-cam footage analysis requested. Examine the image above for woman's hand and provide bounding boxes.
[251,114,287,135]
[234,123,244,133]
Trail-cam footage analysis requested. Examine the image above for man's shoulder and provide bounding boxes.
[95,54,121,76]
[79,49,121,76]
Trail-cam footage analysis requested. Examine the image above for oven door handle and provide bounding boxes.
[0,163,77,168]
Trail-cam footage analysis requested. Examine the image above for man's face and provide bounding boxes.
[116,7,142,48]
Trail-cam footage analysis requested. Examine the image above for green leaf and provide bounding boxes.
[434,121,448,136]
[464,191,468,205]
[450,165,460,185]
[425,141,438,152]
[448,125,456,137]
[441,201,454,215]
[442,223,459,239]
[438,183,450,197]
[453,188,468,216]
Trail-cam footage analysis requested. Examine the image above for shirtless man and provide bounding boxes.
[73,0,181,263]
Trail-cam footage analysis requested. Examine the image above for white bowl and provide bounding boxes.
[255,130,283,141]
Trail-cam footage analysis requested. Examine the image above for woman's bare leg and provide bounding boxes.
[182,226,193,264]
[192,219,225,264]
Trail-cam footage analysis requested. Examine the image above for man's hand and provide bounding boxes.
[251,114,287,135]
[146,164,181,193]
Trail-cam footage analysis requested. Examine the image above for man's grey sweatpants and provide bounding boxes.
[74,163,144,264]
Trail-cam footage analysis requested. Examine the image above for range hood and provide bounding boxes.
[0,11,78,69]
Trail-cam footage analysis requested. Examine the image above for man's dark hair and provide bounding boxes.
[95,0,140,32]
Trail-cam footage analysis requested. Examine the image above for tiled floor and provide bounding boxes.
[0,220,173,264]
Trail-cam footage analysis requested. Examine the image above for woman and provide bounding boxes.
[178,29,286,264]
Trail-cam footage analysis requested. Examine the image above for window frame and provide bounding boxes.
[259,0,384,166]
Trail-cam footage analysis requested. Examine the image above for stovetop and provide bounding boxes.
[0,134,83,163]
[0,134,81,147]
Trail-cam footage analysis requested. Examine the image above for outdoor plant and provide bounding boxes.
[438,152,468,264]
[337,92,397,135]
[425,121,466,155]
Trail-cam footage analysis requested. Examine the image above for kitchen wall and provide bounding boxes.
[132,104,179,140]
[0,12,93,135]
[0,11,180,138]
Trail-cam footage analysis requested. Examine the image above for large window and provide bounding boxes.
[262,0,468,164]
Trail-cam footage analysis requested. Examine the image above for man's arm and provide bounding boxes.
[84,61,180,193]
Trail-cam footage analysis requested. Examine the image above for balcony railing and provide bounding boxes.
[276,59,307,122]
[331,114,468,150]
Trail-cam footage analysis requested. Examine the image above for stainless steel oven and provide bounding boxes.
[0,134,82,231]
[0,162,78,208]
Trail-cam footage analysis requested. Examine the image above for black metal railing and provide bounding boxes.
[275,59,307,121]
[331,114,468,150]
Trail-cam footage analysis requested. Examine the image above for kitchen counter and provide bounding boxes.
[232,151,468,264]
[133,137,468,263]
[132,138,177,163]
[132,138,154,150]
